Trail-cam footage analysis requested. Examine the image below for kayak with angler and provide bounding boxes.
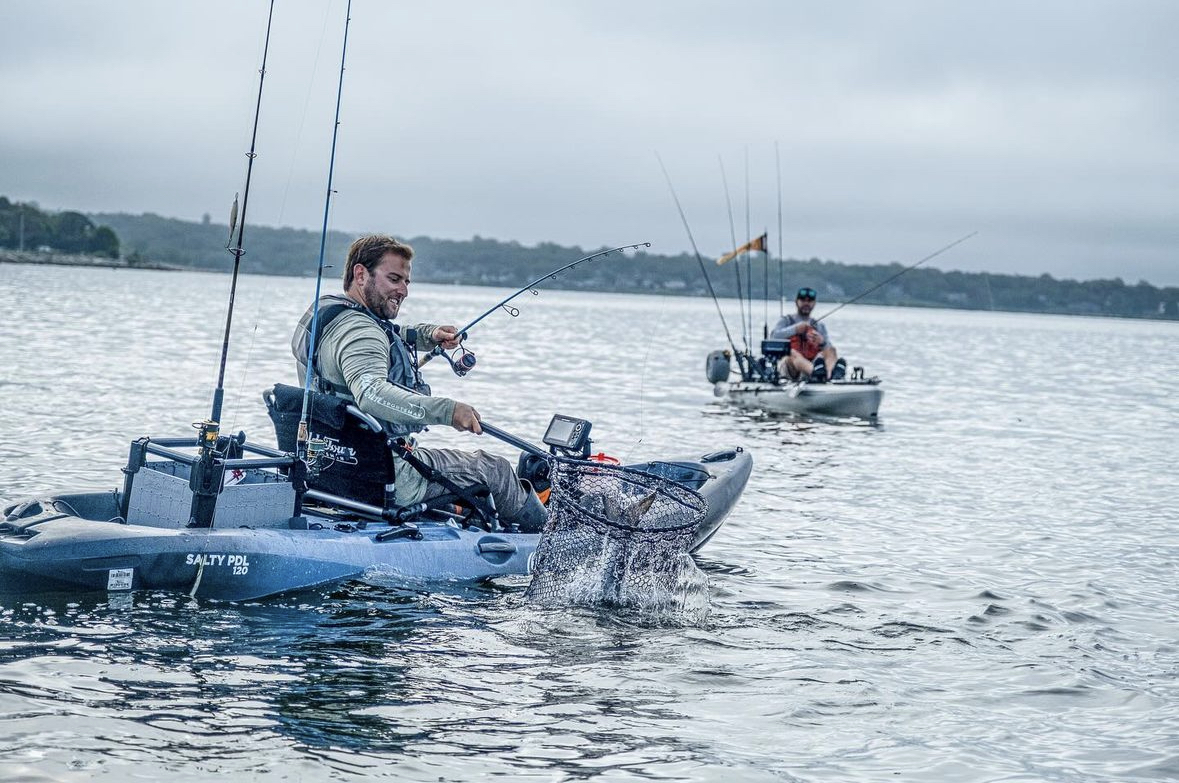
[707,339,883,420]
[0,409,751,602]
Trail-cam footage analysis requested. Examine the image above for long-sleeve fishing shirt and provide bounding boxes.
[293,298,456,502]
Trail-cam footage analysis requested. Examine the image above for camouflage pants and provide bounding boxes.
[410,447,533,521]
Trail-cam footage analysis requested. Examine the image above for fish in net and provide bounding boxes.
[525,458,710,614]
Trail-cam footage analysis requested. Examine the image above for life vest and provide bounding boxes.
[292,294,432,437]
[789,324,821,361]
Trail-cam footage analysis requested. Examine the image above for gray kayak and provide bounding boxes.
[0,440,751,602]
[723,378,884,419]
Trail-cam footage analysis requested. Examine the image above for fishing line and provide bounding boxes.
[718,156,748,352]
[226,5,339,438]
[655,153,740,356]
[417,243,649,370]
[298,0,354,460]
[632,286,674,451]
[276,2,337,226]
[227,3,341,436]
[816,231,979,322]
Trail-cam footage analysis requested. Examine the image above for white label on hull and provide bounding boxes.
[107,568,134,591]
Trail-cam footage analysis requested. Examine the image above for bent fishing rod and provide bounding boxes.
[297,0,353,460]
[417,242,650,370]
[816,231,979,323]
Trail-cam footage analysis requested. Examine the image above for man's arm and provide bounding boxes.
[814,322,832,348]
[322,313,457,428]
[410,322,461,350]
[769,316,805,339]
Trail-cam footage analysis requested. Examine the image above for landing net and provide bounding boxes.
[525,458,709,613]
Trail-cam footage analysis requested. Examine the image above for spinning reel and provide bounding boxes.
[442,346,477,377]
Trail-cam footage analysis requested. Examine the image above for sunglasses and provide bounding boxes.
[797,288,817,300]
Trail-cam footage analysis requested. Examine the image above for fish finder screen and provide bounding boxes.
[546,418,576,445]
[543,415,589,449]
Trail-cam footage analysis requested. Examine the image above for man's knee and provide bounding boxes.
[509,483,548,533]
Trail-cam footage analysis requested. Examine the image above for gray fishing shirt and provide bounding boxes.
[292,296,456,502]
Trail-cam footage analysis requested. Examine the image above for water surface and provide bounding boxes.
[1,264,1177,781]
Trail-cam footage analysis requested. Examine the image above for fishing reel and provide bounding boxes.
[296,420,333,478]
[442,346,477,377]
[302,435,333,477]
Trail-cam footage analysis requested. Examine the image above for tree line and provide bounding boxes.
[5,201,1176,321]
[0,198,119,258]
[93,210,1178,320]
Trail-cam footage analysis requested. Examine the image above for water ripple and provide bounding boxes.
[1,269,1178,780]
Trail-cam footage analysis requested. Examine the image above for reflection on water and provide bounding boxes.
[2,265,1178,781]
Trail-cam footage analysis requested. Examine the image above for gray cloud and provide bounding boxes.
[2,0,1175,285]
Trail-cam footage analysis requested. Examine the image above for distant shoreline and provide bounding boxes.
[5,246,1177,324]
[0,249,179,271]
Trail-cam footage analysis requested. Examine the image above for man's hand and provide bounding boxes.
[804,326,823,349]
[451,402,482,434]
[431,325,463,350]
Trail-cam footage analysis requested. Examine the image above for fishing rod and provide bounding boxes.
[297,0,353,461]
[755,149,767,335]
[416,242,650,370]
[775,141,784,319]
[816,231,979,323]
[656,153,741,357]
[188,0,276,528]
[744,148,755,347]
[206,0,275,431]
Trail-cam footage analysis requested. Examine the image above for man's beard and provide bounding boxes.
[363,278,401,319]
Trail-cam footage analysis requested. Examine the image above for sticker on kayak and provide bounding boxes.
[107,568,134,591]
[186,553,251,575]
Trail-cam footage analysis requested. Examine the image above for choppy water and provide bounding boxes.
[1,263,1177,782]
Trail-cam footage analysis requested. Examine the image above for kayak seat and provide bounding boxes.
[264,383,394,507]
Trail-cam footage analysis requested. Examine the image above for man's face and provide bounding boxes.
[358,252,411,320]
[795,296,815,317]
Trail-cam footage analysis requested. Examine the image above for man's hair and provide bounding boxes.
[343,234,414,289]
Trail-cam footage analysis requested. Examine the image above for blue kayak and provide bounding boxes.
[0,437,751,601]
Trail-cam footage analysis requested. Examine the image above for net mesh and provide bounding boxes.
[525,458,709,612]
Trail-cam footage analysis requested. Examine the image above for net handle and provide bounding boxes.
[479,421,548,457]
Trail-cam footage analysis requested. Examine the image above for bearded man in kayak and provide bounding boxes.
[291,233,547,532]
[769,287,847,383]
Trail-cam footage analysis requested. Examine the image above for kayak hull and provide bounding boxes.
[725,379,883,419]
[0,449,751,601]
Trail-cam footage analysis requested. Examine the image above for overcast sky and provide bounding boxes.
[2,1,1176,285]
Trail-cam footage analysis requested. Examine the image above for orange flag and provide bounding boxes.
[716,232,767,265]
